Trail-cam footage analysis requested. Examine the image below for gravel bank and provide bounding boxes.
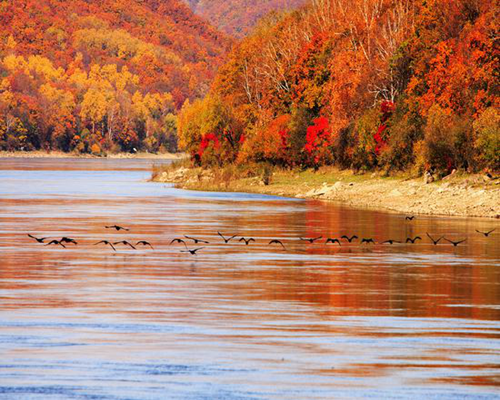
[154,166,500,219]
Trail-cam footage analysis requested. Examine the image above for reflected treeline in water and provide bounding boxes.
[0,158,499,398]
[1,197,499,320]
[175,198,500,321]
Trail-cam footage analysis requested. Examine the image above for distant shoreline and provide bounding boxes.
[0,150,186,160]
[153,165,500,219]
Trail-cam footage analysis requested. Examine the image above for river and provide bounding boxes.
[0,158,499,399]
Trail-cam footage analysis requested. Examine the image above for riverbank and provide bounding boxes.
[153,164,500,219]
[0,150,185,159]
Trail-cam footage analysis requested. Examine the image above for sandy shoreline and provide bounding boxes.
[0,150,185,160]
[153,166,500,219]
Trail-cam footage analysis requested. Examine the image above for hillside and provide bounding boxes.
[184,0,307,37]
[0,0,232,153]
[178,0,499,173]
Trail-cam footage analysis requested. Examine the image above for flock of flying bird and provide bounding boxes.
[27,225,153,252]
[27,217,497,256]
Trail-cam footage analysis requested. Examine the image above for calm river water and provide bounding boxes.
[0,158,499,399]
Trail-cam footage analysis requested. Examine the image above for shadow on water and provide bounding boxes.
[0,158,499,399]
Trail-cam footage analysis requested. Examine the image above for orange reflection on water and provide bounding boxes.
[0,158,499,397]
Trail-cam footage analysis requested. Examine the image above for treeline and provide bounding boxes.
[0,0,231,154]
[178,0,499,173]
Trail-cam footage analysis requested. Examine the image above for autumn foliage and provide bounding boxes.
[179,0,499,172]
[304,117,333,167]
[238,114,291,165]
[374,101,395,155]
[0,0,231,153]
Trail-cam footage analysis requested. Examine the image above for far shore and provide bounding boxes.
[0,150,186,160]
[153,164,500,219]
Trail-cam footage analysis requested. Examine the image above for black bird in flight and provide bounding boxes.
[184,235,209,244]
[60,237,77,245]
[361,238,375,244]
[382,239,401,244]
[105,225,129,231]
[476,229,496,237]
[27,234,48,243]
[341,235,358,243]
[239,237,255,245]
[170,238,188,248]
[136,240,154,249]
[114,241,136,249]
[300,236,322,243]
[406,236,422,243]
[325,238,341,245]
[45,239,66,248]
[445,238,467,247]
[181,247,204,255]
[94,240,116,251]
[269,239,286,250]
[426,233,444,245]
[218,232,237,243]
[405,216,416,220]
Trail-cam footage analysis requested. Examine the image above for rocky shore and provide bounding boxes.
[154,166,500,219]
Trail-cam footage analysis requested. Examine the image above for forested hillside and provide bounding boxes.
[0,0,232,153]
[179,0,499,172]
[184,0,307,37]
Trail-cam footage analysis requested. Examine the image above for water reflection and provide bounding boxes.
[0,158,499,399]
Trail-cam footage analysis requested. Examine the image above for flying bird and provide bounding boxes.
[136,240,154,249]
[184,235,209,244]
[476,229,496,237]
[170,238,188,248]
[60,237,77,245]
[406,236,422,243]
[426,233,444,245]
[382,239,401,244]
[325,238,341,245]
[105,225,129,231]
[300,236,322,243]
[94,240,116,251]
[269,239,286,250]
[218,232,237,243]
[405,216,416,221]
[341,235,358,243]
[445,238,467,247]
[239,237,255,245]
[45,240,66,248]
[361,238,375,244]
[181,247,204,255]
[113,241,136,249]
[27,234,49,243]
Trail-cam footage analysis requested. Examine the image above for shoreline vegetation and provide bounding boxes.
[152,162,500,219]
[0,150,185,160]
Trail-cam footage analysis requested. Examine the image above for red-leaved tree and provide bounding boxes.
[373,100,395,155]
[304,116,333,166]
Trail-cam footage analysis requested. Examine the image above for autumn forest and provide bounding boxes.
[0,0,231,154]
[1,0,498,172]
